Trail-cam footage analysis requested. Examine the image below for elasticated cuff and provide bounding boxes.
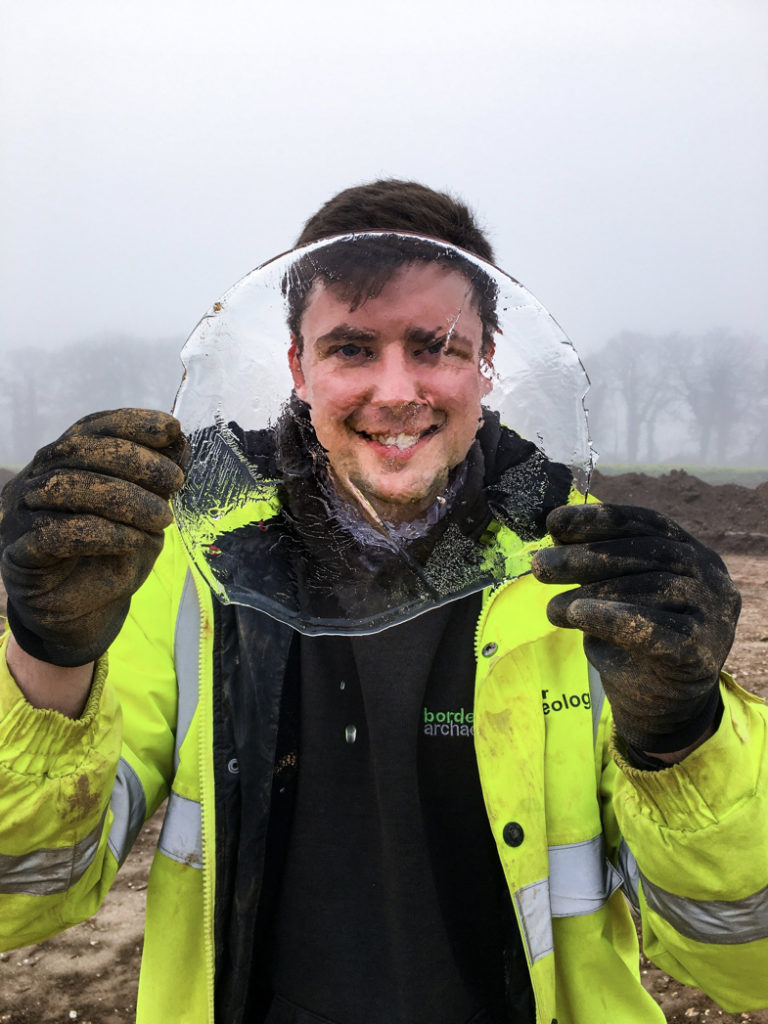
[0,646,111,773]
[612,673,765,836]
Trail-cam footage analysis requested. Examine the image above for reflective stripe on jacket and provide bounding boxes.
[1,523,767,1023]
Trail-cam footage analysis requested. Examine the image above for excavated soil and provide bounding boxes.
[1,470,766,1023]
[590,468,768,555]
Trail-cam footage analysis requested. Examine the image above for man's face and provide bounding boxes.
[288,262,493,523]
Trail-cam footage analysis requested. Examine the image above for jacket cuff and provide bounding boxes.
[612,673,765,831]
[0,630,111,773]
[612,673,768,905]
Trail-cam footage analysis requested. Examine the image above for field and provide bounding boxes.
[1,470,767,1023]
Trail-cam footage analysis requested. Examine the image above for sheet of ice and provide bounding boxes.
[172,233,594,633]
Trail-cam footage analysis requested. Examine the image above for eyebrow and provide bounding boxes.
[404,326,443,345]
[405,325,476,355]
[313,322,477,355]
[315,323,378,346]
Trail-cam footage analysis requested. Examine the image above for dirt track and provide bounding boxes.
[1,473,766,1023]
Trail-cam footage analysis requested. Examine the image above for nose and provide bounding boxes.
[370,345,424,406]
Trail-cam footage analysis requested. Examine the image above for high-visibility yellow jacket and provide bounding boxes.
[0,523,766,1024]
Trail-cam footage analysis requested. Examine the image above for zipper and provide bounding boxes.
[473,567,552,1024]
[193,567,217,1024]
[473,570,534,662]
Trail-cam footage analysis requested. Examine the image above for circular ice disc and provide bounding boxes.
[172,232,594,634]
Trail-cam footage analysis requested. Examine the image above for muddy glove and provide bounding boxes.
[0,409,188,668]
[531,504,741,754]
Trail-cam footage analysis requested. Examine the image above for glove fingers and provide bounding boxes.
[532,534,706,585]
[546,571,702,616]
[31,436,185,497]
[65,409,183,449]
[545,503,693,545]
[551,595,723,675]
[73,409,191,473]
[4,515,163,568]
[7,552,156,619]
[580,638,702,724]
[159,433,191,472]
[23,470,173,532]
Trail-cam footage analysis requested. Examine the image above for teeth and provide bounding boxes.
[370,432,422,450]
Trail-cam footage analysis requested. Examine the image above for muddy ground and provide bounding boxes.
[1,470,766,1023]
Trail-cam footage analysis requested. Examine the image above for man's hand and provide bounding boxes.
[530,504,741,755]
[0,409,188,668]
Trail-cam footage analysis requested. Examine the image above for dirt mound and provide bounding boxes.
[590,469,768,554]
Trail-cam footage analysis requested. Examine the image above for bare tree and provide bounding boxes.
[670,330,761,464]
[585,332,678,463]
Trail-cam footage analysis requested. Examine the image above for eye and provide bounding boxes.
[413,337,446,358]
[332,343,374,361]
[339,343,362,358]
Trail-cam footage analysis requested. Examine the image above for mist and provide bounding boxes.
[1,0,766,471]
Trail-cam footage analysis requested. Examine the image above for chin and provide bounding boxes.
[368,488,442,522]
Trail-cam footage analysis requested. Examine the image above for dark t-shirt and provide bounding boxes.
[266,594,514,1024]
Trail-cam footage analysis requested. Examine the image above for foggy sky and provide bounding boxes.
[1,0,766,360]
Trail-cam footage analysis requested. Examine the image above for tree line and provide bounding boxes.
[0,334,185,468]
[582,329,768,467]
[0,328,765,469]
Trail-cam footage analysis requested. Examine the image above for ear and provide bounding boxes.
[288,335,308,401]
[479,339,496,396]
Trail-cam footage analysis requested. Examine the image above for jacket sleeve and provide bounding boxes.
[0,525,188,950]
[610,672,768,1013]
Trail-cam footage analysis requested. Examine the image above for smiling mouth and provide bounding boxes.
[356,424,440,451]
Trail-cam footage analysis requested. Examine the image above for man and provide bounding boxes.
[0,180,765,1024]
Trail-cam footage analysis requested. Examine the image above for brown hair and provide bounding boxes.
[296,178,494,262]
[287,181,499,354]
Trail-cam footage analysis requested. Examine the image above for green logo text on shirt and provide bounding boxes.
[423,706,474,737]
